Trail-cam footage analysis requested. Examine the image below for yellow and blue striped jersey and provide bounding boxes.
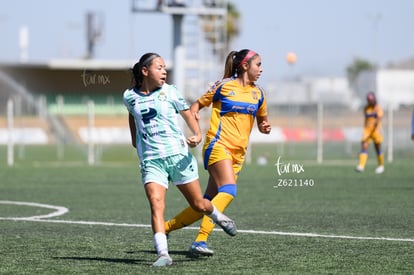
[198,78,268,152]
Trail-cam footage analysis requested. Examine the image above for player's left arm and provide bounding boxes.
[255,86,271,134]
[374,106,384,133]
[257,115,271,134]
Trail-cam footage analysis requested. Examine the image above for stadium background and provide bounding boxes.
[1,0,413,165]
[0,60,412,166]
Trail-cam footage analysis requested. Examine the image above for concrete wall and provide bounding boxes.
[356,69,414,108]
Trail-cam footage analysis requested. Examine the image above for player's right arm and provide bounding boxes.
[191,81,220,120]
[128,113,137,148]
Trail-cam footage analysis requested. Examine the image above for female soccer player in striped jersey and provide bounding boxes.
[165,49,272,256]
[123,53,236,267]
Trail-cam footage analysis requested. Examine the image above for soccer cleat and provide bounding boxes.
[189,241,214,257]
[355,165,364,172]
[214,214,237,236]
[375,165,384,174]
[152,254,173,267]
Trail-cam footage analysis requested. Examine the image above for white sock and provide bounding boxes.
[154,232,168,256]
[207,205,224,222]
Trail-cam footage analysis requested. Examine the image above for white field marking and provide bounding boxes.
[1,200,413,243]
[238,229,414,243]
[0,200,68,220]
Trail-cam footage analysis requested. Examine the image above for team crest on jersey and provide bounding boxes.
[251,91,258,100]
[158,91,167,101]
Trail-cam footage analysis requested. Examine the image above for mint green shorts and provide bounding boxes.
[140,152,199,188]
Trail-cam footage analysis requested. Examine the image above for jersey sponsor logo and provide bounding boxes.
[140,107,157,124]
[137,98,156,105]
[229,90,236,96]
[365,113,378,118]
[247,104,257,114]
[230,104,257,114]
[231,105,245,111]
[142,130,167,140]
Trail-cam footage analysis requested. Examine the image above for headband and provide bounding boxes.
[142,54,160,68]
[240,50,257,66]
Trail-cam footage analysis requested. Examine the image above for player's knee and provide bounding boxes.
[148,197,165,214]
[190,198,210,213]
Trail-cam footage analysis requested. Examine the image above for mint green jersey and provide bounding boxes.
[123,83,190,161]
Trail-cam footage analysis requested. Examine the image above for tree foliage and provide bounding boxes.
[201,1,240,58]
[346,58,376,86]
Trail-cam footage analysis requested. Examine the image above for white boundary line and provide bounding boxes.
[1,200,413,243]
[0,200,69,220]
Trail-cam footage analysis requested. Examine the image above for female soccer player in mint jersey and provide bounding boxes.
[165,49,271,256]
[123,53,236,267]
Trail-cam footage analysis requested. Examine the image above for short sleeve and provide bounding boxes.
[168,85,190,111]
[256,87,268,117]
[123,89,134,113]
[198,80,221,107]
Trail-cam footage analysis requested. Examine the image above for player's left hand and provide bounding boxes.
[259,121,271,134]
